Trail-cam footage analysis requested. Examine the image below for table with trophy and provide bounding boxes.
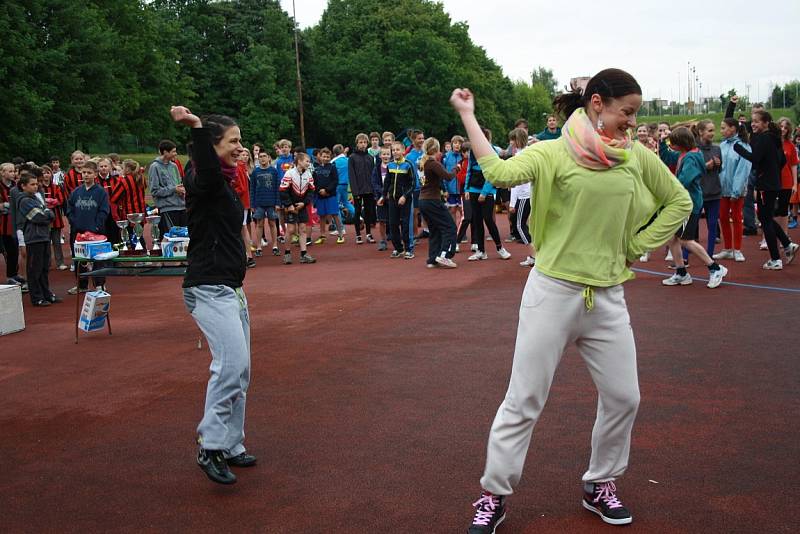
[72,211,189,343]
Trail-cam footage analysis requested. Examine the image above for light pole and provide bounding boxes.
[292,0,306,148]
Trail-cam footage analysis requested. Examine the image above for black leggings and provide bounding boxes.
[512,197,531,245]
[456,195,471,243]
[353,194,376,237]
[470,194,501,252]
[1,233,20,278]
[419,199,456,263]
[757,190,791,261]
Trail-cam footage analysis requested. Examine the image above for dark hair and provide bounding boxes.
[332,144,344,156]
[49,155,60,163]
[669,126,696,151]
[82,161,98,172]
[30,166,43,179]
[514,118,528,129]
[201,114,238,145]
[722,117,749,144]
[553,68,642,120]
[12,157,24,166]
[752,110,781,137]
[19,173,38,186]
[254,142,265,152]
[411,129,424,138]
[158,139,177,154]
[481,127,492,141]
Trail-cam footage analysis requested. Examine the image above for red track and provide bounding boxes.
[2,220,798,533]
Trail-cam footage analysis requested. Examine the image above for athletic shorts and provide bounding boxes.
[775,189,792,217]
[376,204,388,222]
[676,212,701,241]
[445,193,462,207]
[314,195,339,216]
[285,208,309,225]
[253,206,278,221]
[16,229,25,247]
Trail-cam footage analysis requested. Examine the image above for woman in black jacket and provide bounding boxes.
[170,105,256,485]
[734,110,799,268]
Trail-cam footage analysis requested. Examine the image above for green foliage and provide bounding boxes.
[530,66,558,100]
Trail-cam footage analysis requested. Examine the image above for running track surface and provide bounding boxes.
[2,220,798,533]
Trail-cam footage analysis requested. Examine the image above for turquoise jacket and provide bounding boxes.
[719,136,752,198]
[660,142,704,214]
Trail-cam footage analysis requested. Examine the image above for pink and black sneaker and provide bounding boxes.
[468,491,506,534]
[582,481,632,525]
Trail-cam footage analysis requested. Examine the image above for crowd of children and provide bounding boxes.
[2,104,799,307]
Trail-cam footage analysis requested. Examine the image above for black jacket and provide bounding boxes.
[20,193,54,245]
[348,149,375,196]
[698,143,722,201]
[183,128,246,289]
[313,163,338,198]
[733,131,784,192]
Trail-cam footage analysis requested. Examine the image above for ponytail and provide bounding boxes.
[723,117,749,144]
[419,137,440,170]
[552,68,642,120]
[752,110,780,137]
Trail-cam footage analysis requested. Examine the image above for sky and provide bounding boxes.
[281,0,800,105]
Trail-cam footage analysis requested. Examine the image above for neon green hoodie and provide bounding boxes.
[478,140,692,287]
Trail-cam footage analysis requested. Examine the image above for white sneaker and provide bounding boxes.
[784,242,799,264]
[519,256,535,267]
[712,249,734,260]
[639,252,650,262]
[497,248,511,260]
[69,264,76,272]
[468,251,488,261]
[706,265,728,289]
[455,244,460,253]
[470,244,478,253]
[762,259,783,270]
[733,250,745,262]
[759,239,768,250]
[435,256,457,268]
[662,273,693,286]
[665,250,673,261]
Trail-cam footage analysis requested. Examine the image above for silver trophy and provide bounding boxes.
[126,213,145,255]
[146,215,161,256]
[115,220,130,254]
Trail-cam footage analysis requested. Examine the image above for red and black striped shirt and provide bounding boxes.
[41,182,66,229]
[1,180,14,236]
[63,168,83,197]
[110,173,146,219]
[97,174,121,220]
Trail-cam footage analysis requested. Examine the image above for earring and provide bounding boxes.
[596,118,604,131]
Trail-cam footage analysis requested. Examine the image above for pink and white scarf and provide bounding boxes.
[562,108,632,170]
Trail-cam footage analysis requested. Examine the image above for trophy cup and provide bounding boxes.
[126,213,145,256]
[115,220,130,254]
[146,214,161,256]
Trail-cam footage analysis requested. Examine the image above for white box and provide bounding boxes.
[79,290,111,332]
[0,284,25,336]
[74,239,109,259]
[162,237,189,258]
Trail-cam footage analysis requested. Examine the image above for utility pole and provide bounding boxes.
[292,0,306,149]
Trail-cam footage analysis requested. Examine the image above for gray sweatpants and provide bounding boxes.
[184,284,251,458]
[481,269,640,495]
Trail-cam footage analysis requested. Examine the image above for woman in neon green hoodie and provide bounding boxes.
[452,69,692,532]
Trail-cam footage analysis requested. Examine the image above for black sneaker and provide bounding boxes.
[226,452,257,467]
[582,481,632,525]
[197,448,237,484]
[468,491,506,533]
[247,258,257,268]
[32,299,51,307]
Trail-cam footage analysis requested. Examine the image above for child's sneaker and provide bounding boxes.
[582,481,632,525]
[468,251,488,261]
[784,242,799,264]
[733,250,745,262]
[313,236,326,245]
[468,491,506,534]
[759,239,768,250]
[497,248,511,260]
[390,250,403,258]
[435,256,457,268]
[278,235,286,244]
[299,254,316,264]
[246,258,257,268]
[763,259,783,270]
[455,244,460,253]
[471,244,479,253]
[57,264,69,271]
[706,264,728,289]
[254,249,263,257]
[366,234,376,244]
[272,247,280,256]
[283,254,292,265]
[519,256,535,267]
[712,249,733,260]
[403,251,415,259]
[377,240,387,251]
[355,236,364,245]
[336,236,345,244]
[662,273,692,286]
[638,252,649,262]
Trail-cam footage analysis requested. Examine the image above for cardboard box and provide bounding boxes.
[74,240,112,259]
[0,284,25,336]
[162,238,189,258]
[79,290,111,332]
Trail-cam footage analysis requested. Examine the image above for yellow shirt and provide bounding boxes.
[478,140,692,287]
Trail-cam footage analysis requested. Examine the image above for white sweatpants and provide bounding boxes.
[480,268,640,495]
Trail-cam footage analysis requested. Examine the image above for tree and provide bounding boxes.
[530,66,558,100]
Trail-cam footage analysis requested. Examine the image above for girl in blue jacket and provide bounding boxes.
[659,127,728,288]
[714,118,752,262]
